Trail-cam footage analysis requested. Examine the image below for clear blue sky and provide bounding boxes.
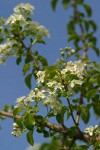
[0,1,100,150]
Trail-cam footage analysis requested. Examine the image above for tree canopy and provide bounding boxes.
[0,1,100,150]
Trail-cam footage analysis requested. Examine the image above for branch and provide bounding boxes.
[0,110,100,143]
[0,110,66,133]
[71,0,87,125]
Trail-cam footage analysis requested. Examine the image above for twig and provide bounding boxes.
[66,97,77,126]
[0,110,100,143]
[0,110,66,133]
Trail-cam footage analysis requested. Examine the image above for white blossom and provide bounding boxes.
[47,81,63,90]
[70,79,83,88]
[61,60,86,79]
[5,14,26,25]
[13,3,34,15]
[0,41,12,55]
[29,88,46,101]
[16,96,26,104]
[37,71,45,83]
[11,123,26,137]
[84,125,100,136]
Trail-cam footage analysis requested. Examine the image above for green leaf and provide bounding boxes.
[86,89,98,100]
[24,113,35,130]
[36,37,46,44]
[67,127,76,138]
[38,55,48,67]
[43,130,49,138]
[45,65,59,80]
[68,34,80,42]
[16,56,22,65]
[25,73,32,89]
[0,36,4,43]
[97,74,100,85]
[62,0,70,9]
[92,95,100,116]
[67,20,75,34]
[13,107,22,116]
[26,131,34,146]
[84,20,89,32]
[4,28,9,37]
[51,0,58,11]
[56,106,66,124]
[37,126,44,133]
[35,115,44,123]
[92,46,100,56]
[84,4,92,17]
[78,105,90,124]
[16,119,23,129]
[22,63,31,75]
[89,20,97,32]
[75,0,84,4]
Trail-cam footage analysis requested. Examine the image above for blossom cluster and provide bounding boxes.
[15,60,86,115]
[11,123,26,137]
[5,14,26,25]
[0,3,49,64]
[84,125,100,136]
[13,3,34,16]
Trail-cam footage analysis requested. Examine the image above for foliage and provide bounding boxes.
[0,1,100,150]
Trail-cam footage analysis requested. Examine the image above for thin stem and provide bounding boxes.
[75,92,83,124]
[70,0,87,125]
[58,70,77,126]
[66,97,77,126]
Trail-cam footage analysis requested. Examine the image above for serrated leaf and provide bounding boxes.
[84,4,92,17]
[27,131,34,146]
[16,56,22,65]
[25,73,32,89]
[51,0,58,11]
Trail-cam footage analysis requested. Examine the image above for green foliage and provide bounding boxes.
[0,1,100,150]
[23,113,35,130]
[26,131,34,145]
[25,73,32,89]
[51,0,58,11]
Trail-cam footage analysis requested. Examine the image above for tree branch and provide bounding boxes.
[0,110,100,143]
[0,110,66,133]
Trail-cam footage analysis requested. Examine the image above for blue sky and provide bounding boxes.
[0,1,100,150]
